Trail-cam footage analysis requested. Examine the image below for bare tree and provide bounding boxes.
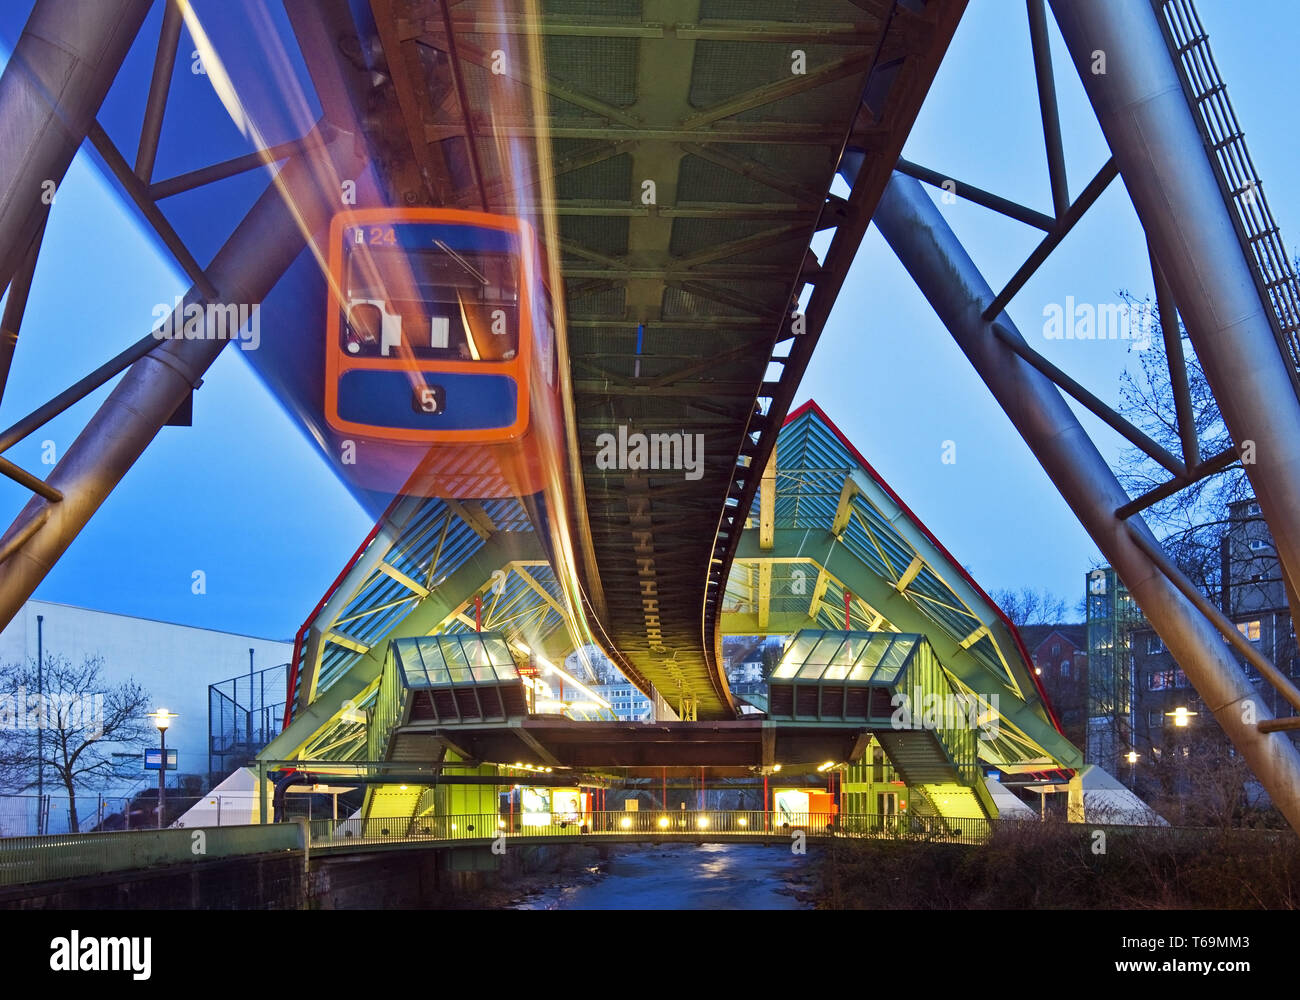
[1115,288,1255,595]
[991,587,1069,627]
[1117,284,1299,640]
[1145,725,1276,829]
[0,654,153,832]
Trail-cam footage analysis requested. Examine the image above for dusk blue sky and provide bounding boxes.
[0,1,1294,642]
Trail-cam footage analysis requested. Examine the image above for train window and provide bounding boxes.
[341,228,520,362]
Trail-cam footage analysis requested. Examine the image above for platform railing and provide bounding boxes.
[306,811,997,848]
[0,822,305,888]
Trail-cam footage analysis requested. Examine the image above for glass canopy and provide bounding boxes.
[770,630,922,685]
[391,633,519,688]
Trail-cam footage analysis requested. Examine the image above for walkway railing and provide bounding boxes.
[0,823,305,889]
[8,815,1284,888]
[306,811,996,849]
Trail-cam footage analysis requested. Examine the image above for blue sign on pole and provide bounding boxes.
[144,748,178,771]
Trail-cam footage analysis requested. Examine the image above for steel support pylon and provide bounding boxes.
[1050,0,1300,611]
[0,126,363,622]
[0,0,151,291]
[869,167,1300,830]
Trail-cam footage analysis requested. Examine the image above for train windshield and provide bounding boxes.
[340,223,521,362]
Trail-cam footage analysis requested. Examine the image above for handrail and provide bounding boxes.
[0,823,304,888]
[305,810,995,848]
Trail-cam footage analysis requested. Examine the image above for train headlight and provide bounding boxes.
[345,303,383,353]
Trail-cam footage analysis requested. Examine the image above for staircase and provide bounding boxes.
[874,730,961,786]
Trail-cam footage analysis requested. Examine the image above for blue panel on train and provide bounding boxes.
[336,370,518,431]
[345,222,520,254]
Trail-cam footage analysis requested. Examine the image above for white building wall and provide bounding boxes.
[0,600,292,789]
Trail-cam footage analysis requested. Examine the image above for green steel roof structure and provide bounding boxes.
[725,401,1082,772]
[266,400,1080,783]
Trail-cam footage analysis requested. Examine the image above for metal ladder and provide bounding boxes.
[1153,0,1300,394]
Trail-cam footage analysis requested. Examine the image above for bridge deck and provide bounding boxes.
[392,717,868,768]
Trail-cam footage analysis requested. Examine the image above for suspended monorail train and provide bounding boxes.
[324,207,564,499]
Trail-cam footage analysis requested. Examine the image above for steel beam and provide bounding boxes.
[1050,0,1300,620]
[872,169,1300,829]
[1149,244,1199,468]
[0,0,151,292]
[759,449,776,550]
[0,215,46,406]
[134,0,183,183]
[1026,0,1068,219]
[0,129,362,624]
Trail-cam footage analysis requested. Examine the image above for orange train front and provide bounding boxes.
[324,208,563,500]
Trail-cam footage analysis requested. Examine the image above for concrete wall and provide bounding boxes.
[0,600,292,790]
[0,851,305,910]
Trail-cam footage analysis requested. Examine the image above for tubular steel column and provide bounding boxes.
[870,168,1300,830]
[0,129,362,621]
[0,0,152,291]
[1049,0,1300,609]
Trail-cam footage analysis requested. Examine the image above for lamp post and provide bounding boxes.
[1125,750,1140,791]
[147,709,177,829]
[35,614,43,835]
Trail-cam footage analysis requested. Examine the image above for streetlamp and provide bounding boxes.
[1125,750,1139,791]
[1167,706,1197,727]
[147,709,177,829]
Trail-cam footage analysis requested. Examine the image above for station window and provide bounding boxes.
[1237,620,1262,642]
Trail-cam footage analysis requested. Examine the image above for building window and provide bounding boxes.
[1249,539,1271,552]
[1060,660,1071,678]
[1147,635,1164,654]
[1148,710,1163,728]
[1051,643,1060,658]
[1148,668,1189,690]
[1237,620,1262,642]
[1248,502,1261,515]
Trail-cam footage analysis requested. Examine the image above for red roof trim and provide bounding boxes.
[782,399,1066,736]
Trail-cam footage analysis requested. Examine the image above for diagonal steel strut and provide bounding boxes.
[870,166,1300,832]
[0,126,364,625]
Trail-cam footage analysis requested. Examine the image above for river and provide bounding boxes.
[512,842,819,909]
